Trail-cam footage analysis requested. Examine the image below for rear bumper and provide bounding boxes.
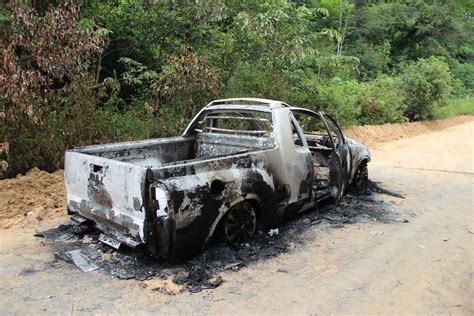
[68,199,144,248]
[68,198,176,260]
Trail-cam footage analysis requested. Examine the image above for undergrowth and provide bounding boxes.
[433,98,474,119]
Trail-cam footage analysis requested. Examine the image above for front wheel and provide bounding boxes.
[223,201,257,246]
[353,161,369,192]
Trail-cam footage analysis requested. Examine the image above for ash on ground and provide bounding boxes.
[35,181,408,293]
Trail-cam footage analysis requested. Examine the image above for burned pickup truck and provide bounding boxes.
[65,98,370,260]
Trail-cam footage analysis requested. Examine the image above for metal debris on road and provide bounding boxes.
[268,228,279,237]
[65,249,99,272]
[99,233,121,249]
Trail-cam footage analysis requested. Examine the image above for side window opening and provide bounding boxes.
[324,119,343,149]
[292,111,333,149]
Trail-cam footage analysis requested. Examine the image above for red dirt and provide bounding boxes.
[0,168,65,229]
[343,115,474,149]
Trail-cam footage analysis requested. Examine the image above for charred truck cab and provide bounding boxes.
[65,98,370,261]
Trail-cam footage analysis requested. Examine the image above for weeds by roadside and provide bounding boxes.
[433,98,474,119]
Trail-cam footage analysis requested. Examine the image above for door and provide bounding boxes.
[290,108,351,205]
[287,113,314,203]
[319,113,351,205]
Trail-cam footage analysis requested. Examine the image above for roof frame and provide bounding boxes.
[207,98,289,109]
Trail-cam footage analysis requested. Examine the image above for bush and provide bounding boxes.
[399,57,453,120]
[0,2,108,177]
[154,45,220,119]
[102,103,155,141]
[448,59,474,97]
[1,74,157,177]
[310,78,362,127]
[358,75,406,125]
[224,61,294,103]
[2,110,62,177]
[309,76,406,126]
[432,98,474,119]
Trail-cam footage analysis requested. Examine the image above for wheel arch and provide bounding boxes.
[351,156,370,184]
[205,193,262,243]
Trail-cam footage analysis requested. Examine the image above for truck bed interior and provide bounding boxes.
[74,133,276,168]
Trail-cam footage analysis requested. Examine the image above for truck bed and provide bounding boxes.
[64,133,276,247]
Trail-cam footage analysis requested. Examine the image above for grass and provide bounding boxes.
[433,98,474,119]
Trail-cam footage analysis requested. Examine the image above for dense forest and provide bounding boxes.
[0,0,473,177]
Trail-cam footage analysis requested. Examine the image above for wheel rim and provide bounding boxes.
[224,201,256,246]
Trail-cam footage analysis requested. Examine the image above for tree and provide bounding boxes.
[400,57,452,120]
[0,1,108,175]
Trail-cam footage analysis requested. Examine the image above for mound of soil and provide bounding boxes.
[344,115,473,148]
[0,168,66,229]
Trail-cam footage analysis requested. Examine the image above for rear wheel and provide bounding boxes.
[353,161,369,192]
[223,201,257,246]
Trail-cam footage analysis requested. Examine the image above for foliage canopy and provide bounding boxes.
[0,0,472,176]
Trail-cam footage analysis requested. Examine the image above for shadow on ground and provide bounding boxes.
[35,181,409,293]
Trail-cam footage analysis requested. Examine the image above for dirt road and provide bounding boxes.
[1,121,473,315]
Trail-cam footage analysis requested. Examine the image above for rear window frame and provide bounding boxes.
[192,109,274,137]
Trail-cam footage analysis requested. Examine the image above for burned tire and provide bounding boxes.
[223,201,257,247]
[353,161,369,192]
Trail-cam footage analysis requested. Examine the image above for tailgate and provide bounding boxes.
[64,151,148,246]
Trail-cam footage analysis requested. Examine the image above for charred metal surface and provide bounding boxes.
[68,200,141,247]
[298,154,315,199]
[87,168,113,209]
[64,98,371,261]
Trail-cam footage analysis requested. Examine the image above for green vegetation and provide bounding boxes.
[433,98,474,119]
[0,0,473,177]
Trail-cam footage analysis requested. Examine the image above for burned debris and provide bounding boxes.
[36,181,407,294]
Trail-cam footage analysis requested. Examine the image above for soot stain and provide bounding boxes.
[37,181,408,293]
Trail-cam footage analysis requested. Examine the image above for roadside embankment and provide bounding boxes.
[343,115,474,148]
